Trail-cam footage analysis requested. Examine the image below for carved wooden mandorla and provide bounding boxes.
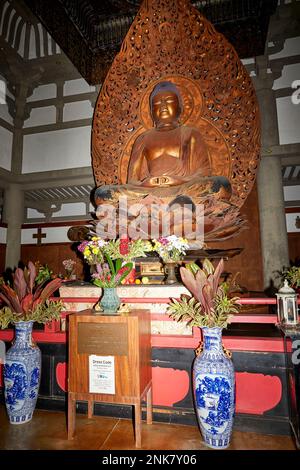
[91,0,260,242]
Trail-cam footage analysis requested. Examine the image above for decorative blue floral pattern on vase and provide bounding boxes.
[193,327,235,449]
[4,321,41,424]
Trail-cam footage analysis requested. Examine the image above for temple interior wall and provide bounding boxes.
[0,3,299,290]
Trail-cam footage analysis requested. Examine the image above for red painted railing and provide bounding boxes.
[0,295,298,352]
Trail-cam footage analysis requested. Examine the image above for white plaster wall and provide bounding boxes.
[0,74,14,100]
[27,84,56,102]
[286,212,300,233]
[21,226,70,244]
[63,101,93,121]
[270,36,300,60]
[22,127,91,172]
[276,96,300,144]
[21,228,37,244]
[241,58,254,65]
[0,104,13,124]
[40,226,70,243]
[273,63,300,90]
[284,185,300,202]
[27,203,87,219]
[0,2,9,37]
[17,21,26,57]
[64,79,95,96]
[28,25,37,60]
[0,75,14,124]
[53,203,87,217]
[27,208,46,219]
[0,227,7,243]
[0,126,12,170]
[24,106,56,128]
[0,77,6,104]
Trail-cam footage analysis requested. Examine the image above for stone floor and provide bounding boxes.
[0,405,297,451]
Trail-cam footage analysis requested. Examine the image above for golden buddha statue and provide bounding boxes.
[95,81,232,209]
[91,0,260,243]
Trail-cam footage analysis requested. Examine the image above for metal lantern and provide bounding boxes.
[276,280,299,325]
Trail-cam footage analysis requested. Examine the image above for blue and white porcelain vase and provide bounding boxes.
[100,287,120,313]
[193,327,235,449]
[4,321,41,424]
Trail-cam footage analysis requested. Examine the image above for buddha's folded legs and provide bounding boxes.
[94,175,232,209]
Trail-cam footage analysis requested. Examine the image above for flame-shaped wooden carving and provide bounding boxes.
[92,0,260,210]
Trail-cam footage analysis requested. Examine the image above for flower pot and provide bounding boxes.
[193,327,235,449]
[100,287,121,313]
[4,321,41,424]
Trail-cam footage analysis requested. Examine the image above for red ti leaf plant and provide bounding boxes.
[0,261,63,328]
[167,259,240,328]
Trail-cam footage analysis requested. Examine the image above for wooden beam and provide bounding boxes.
[285,200,300,207]
[22,118,92,135]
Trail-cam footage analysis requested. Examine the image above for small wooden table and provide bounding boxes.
[67,309,152,447]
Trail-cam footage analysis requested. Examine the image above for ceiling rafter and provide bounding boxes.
[22,0,278,84]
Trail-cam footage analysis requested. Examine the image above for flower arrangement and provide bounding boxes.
[0,261,63,329]
[78,236,152,288]
[167,258,240,328]
[281,266,300,289]
[152,235,189,263]
[91,260,132,288]
[62,258,76,279]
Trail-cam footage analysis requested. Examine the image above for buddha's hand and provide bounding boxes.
[140,175,186,187]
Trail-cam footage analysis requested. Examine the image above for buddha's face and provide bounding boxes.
[151,90,181,127]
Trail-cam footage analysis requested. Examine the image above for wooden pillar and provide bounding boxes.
[4,183,24,269]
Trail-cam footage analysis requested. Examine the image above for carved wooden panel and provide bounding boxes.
[92,0,260,208]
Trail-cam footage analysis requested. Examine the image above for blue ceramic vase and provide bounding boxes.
[4,321,41,424]
[193,327,235,449]
[100,287,120,313]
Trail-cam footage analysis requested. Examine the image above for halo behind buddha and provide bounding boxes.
[92,0,260,209]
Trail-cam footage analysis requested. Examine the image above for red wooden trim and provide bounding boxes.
[59,296,281,304]
[0,296,287,349]
[22,220,89,229]
[58,296,300,306]
[0,330,66,343]
[223,337,284,352]
[230,314,278,323]
[238,298,277,305]
[285,207,300,214]
[151,334,284,352]
[0,223,7,228]
[22,243,73,247]
[0,329,284,351]
[0,327,284,351]
[150,313,278,324]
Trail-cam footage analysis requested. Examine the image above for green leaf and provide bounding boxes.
[106,254,116,276]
